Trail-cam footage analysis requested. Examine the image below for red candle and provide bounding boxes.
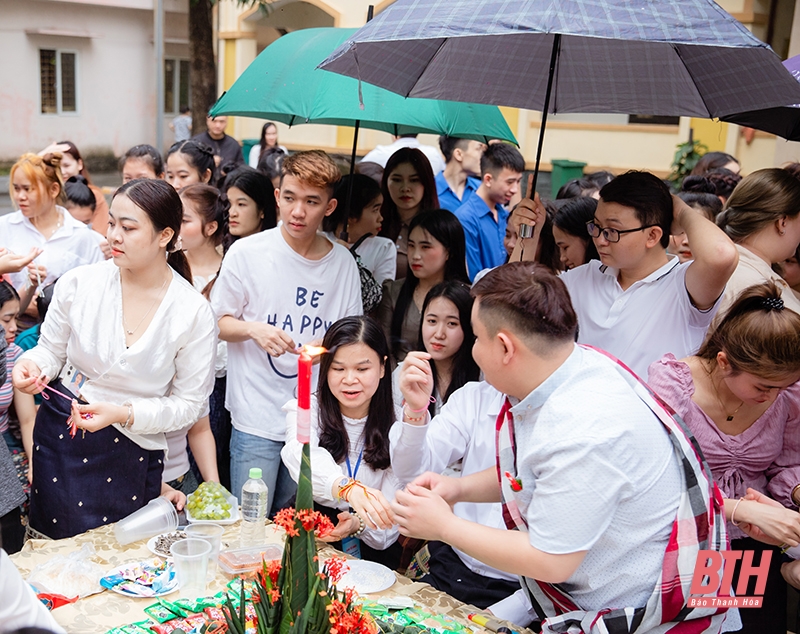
[297,350,313,443]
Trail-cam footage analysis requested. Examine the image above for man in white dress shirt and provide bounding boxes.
[391,262,730,633]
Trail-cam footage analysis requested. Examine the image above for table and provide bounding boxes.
[10,522,535,634]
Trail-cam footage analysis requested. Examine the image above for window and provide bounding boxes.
[40,49,77,114]
[165,58,191,114]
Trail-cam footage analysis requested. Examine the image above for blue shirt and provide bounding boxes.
[435,172,481,213]
[455,193,509,281]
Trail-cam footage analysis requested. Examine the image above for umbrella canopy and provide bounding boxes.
[721,54,800,140]
[210,27,517,145]
[319,0,800,119]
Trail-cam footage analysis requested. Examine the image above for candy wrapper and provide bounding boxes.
[100,559,177,597]
[375,608,466,634]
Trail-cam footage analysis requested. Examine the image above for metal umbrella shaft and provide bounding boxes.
[530,33,562,198]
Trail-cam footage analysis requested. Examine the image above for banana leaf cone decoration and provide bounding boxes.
[224,441,369,634]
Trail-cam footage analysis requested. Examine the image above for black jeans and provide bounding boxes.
[730,537,785,634]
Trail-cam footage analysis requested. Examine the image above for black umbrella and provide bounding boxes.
[721,54,800,140]
[320,0,800,190]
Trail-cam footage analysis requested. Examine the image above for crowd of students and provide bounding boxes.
[1,106,800,634]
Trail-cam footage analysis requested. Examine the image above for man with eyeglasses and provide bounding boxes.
[518,171,738,377]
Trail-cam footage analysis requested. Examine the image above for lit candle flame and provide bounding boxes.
[301,345,327,357]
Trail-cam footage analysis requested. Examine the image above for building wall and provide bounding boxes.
[217,0,797,177]
[0,0,188,163]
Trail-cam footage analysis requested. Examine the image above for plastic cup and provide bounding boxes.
[114,496,179,545]
[171,538,211,599]
[185,523,225,576]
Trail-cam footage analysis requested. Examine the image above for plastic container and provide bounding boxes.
[185,495,240,525]
[114,496,179,545]
[171,538,211,598]
[218,544,285,578]
[550,158,587,198]
[240,467,268,547]
[185,523,225,576]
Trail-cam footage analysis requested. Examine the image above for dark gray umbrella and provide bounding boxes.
[721,54,800,140]
[319,0,800,117]
[320,0,800,189]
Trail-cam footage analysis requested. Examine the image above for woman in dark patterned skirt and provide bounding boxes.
[13,179,216,540]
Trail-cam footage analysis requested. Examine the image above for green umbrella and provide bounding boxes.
[209,27,517,145]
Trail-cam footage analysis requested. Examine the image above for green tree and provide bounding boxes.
[667,139,708,190]
[189,0,273,136]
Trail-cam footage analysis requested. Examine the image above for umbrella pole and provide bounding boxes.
[530,33,561,198]
[341,119,361,242]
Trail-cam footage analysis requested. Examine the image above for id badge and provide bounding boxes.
[63,364,87,399]
[341,536,361,559]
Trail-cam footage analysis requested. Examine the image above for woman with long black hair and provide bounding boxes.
[378,148,439,279]
[376,209,469,366]
[281,315,401,568]
[392,281,479,417]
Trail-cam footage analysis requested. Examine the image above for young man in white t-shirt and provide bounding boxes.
[516,171,738,377]
[211,151,362,513]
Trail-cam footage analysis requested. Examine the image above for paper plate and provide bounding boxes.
[101,559,178,598]
[335,560,395,594]
[147,531,187,558]
[185,495,240,525]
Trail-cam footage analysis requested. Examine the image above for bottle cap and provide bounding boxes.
[249,467,262,479]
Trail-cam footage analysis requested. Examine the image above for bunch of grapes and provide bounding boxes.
[187,482,233,520]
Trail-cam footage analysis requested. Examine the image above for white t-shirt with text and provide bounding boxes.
[210,228,362,441]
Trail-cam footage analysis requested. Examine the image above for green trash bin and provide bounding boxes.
[241,138,259,164]
[550,159,587,198]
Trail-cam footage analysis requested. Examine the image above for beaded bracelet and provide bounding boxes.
[350,512,366,537]
[731,497,745,526]
[403,408,426,423]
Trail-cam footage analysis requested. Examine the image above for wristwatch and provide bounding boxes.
[334,476,350,501]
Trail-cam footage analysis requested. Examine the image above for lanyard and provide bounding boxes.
[345,448,364,479]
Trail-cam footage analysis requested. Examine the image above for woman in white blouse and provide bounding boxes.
[4,153,105,323]
[281,316,400,568]
[12,178,216,540]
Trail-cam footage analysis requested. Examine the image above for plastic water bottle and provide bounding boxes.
[240,467,268,547]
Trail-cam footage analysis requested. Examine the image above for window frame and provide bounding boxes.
[164,57,191,115]
[39,48,80,116]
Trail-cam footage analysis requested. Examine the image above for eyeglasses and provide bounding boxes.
[586,220,659,243]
